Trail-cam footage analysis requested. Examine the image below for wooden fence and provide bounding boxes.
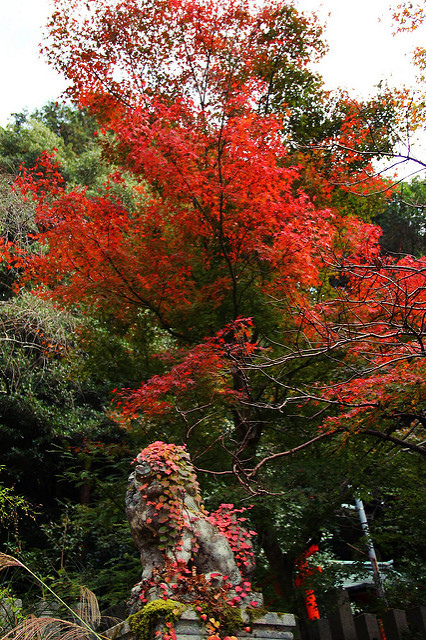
[301,591,426,640]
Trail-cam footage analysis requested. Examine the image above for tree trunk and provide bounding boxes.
[254,516,297,611]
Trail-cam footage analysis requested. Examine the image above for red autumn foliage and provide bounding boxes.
[2,0,423,469]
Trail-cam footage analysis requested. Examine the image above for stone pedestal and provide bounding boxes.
[245,612,295,640]
[105,608,296,640]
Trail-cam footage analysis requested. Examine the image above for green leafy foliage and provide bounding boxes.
[0,102,109,190]
[375,177,426,256]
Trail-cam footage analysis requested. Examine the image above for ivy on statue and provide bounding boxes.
[125,442,258,613]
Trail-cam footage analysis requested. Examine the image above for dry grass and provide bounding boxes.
[75,587,102,630]
[2,615,101,640]
[0,554,113,640]
[0,554,24,571]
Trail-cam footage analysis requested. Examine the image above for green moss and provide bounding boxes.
[221,604,244,635]
[128,599,186,640]
[129,597,252,640]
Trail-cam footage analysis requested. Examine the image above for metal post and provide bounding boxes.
[354,495,388,606]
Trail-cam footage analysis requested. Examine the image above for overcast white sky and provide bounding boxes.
[1,0,426,126]
[295,0,426,95]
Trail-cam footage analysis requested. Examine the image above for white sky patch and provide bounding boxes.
[297,0,426,179]
[295,0,426,96]
[0,0,68,125]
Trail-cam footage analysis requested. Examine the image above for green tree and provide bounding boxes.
[374,177,426,256]
[0,103,108,189]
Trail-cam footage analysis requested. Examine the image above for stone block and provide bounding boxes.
[381,609,409,640]
[105,619,134,640]
[354,613,381,640]
[306,618,332,640]
[252,612,296,636]
[327,590,357,640]
[406,606,426,636]
[173,610,207,638]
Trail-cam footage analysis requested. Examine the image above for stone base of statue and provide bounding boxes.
[104,607,296,640]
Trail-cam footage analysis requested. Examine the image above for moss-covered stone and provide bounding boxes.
[128,599,186,640]
[128,597,251,640]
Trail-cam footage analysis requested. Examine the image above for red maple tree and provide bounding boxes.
[6,0,424,488]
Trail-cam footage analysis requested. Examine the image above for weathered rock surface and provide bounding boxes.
[126,445,246,587]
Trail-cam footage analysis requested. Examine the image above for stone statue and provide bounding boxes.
[125,442,255,605]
